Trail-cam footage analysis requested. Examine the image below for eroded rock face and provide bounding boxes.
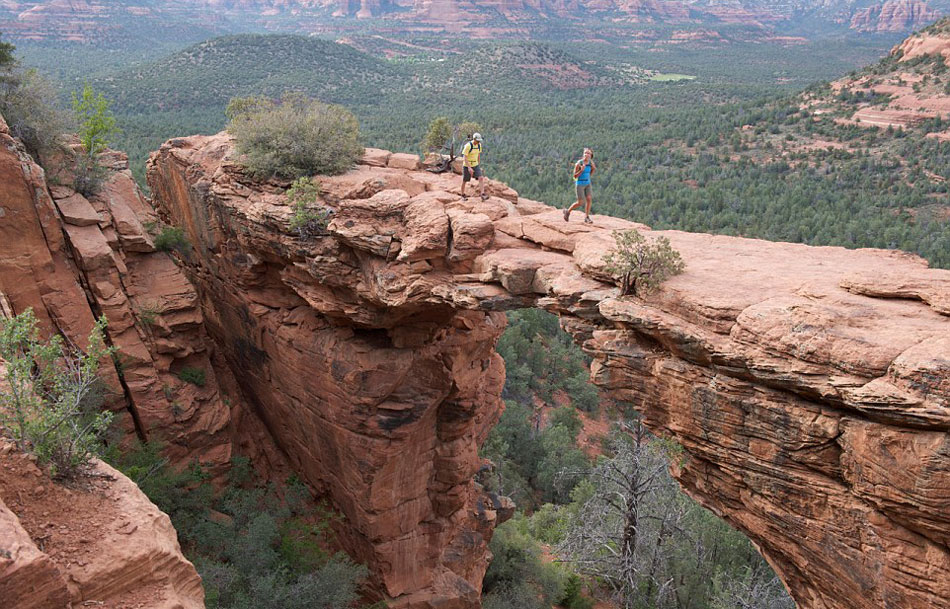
[0,439,204,609]
[850,0,937,32]
[147,134,511,608]
[148,132,950,609]
[0,117,235,475]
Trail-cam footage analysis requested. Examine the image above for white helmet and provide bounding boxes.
[472,132,483,142]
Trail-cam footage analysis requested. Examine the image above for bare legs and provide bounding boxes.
[564,191,592,222]
[461,170,486,199]
[565,194,584,220]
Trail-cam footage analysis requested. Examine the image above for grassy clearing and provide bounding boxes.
[649,72,696,81]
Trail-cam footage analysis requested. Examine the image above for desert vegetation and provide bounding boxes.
[111,446,372,609]
[226,93,363,179]
[482,309,793,609]
[0,309,114,479]
[287,177,331,238]
[0,34,68,160]
[602,230,685,296]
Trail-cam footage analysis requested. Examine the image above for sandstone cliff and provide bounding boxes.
[0,113,306,607]
[896,18,950,61]
[147,140,514,608]
[148,134,949,609]
[850,0,938,32]
[0,114,238,475]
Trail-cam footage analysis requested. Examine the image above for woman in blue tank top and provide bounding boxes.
[563,148,596,224]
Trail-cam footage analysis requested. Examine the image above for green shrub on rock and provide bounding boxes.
[178,367,206,387]
[154,226,189,253]
[0,309,114,478]
[287,177,330,238]
[71,83,118,155]
[602,229,685,297]
[0,35,69,161]
[226,93,363,180]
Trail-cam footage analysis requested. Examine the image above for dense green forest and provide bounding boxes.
[21,31,949,269]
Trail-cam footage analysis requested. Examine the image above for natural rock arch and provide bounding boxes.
[148,135,950,609]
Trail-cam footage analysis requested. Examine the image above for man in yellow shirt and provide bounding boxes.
[460,132,487,201]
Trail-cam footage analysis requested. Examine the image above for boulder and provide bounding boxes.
[56,193,101,226]
[362,147,393,167]
[388,152,422,171]
[401,199,450,261]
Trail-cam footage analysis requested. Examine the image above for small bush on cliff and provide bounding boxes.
[69,84,118,196]
[287,177,330,238]
[178,367,206,387]
[0,35,69,160]
[422,117,453,154]
[226,93,363,180]
[72,152,108,198]
[72,84,118,155]
[421,117,481,159]
[154,226,189,253]
[602,229,685,297]
[0,309,114,478]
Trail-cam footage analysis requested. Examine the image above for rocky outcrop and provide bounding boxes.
[147,137,513,608]
[148,132,950,609]
[0,439,204,609]
[850,0,938,32]
[896,19,950,62]
[333,0,393,18]
[0,115,236,474]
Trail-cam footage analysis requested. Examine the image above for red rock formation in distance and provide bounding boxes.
[850,0,938,32]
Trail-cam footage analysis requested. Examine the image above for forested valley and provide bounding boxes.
[20,29,949,269]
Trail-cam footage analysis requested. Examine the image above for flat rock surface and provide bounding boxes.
[56,193,101,226]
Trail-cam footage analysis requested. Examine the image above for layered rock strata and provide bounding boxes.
[0,115,234,473]
[850,0,938,32]
[148,139,513,608]
[149,134,950,609]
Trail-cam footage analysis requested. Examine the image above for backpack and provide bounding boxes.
[460,140,480,157]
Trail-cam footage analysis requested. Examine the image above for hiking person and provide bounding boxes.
[460,132,487,201]
[564,148,596,224]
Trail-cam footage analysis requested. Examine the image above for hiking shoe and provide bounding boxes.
[563,208,570,222]
[480,193,489,201]
[583,216,593,224]
[461,195,468,200]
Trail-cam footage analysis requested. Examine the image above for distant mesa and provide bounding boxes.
[850,0,939,32]
[0,0,946,42]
